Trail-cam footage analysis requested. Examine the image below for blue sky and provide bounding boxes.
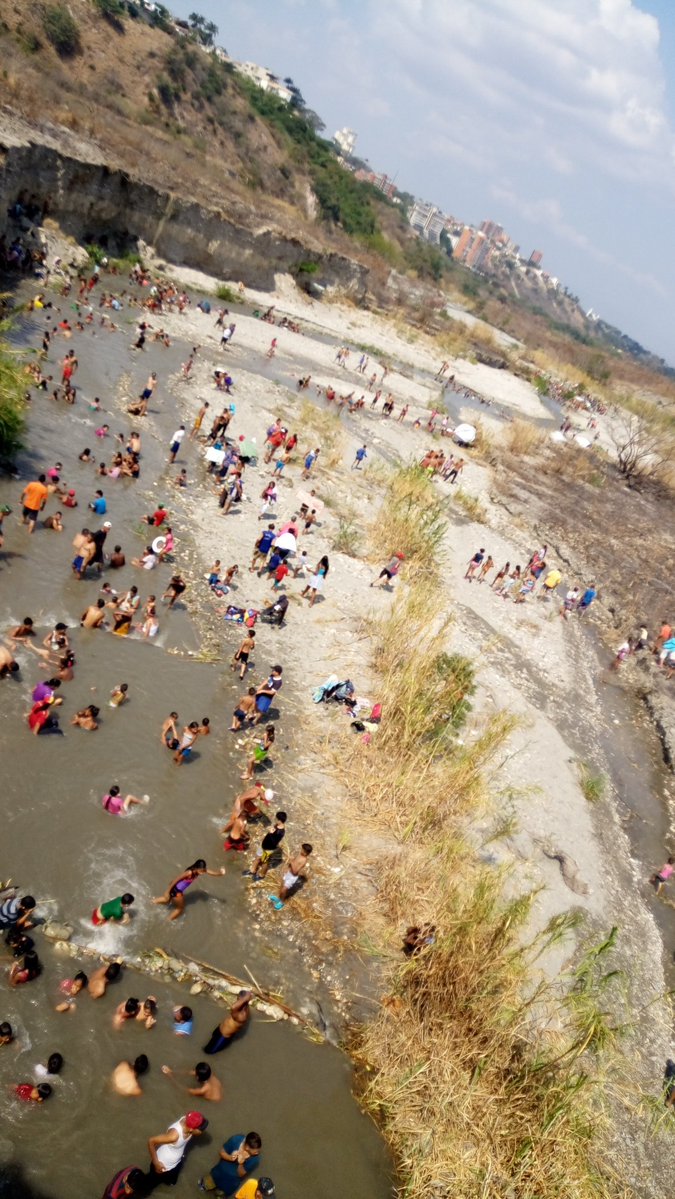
[171,0,675,364]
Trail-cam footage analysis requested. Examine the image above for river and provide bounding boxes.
[0,278,393,1198]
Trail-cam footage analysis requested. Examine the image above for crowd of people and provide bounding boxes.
[0,255,339,1198]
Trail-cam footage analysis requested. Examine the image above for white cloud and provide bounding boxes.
[370,0,675,188]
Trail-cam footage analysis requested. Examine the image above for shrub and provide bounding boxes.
[216,284,237,303]
[332,518,360,557]
[41,4,81,56]
[0,336,26,462]
[453,487,487,523]
[92,0,125,22]
[503,418,547,456]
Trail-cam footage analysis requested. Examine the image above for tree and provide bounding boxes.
[611,412,675,484]
[188,10,217,46]
[439,228,453,258]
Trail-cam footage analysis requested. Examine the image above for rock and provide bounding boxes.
[42,921,73,942]
[190,982,204,995]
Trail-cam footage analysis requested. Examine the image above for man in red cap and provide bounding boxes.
[146,1111,208,1189]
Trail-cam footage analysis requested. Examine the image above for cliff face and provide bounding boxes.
[0,113,369,295]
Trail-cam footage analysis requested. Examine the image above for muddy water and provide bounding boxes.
[0,287,392,1198]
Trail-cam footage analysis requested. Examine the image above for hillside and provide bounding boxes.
[0,0,674,402]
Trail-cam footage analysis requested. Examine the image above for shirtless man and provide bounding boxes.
[230,687,256,730]
[112,1054,149,1096]
[162,1061,222,1102]
[221,784,269,835]
[161,712,180,751]
[272,843,313,908]
[0,645,20,678]
[80,599,106,629]
[71,704,99,730]
[88,961,122,999]
[231,630,255,681]
[222,811,249,853]
[114,997,140,1028]
[202,991,253,1054]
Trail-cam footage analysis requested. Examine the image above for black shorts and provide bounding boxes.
[238,651,249,663]
[379,568,393,579]
[23,506,39,521]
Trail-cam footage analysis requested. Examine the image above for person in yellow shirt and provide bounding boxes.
[540,567,562,597]
[235,1179,275,1199]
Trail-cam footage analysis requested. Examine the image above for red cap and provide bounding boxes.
[185,1111,208,1131]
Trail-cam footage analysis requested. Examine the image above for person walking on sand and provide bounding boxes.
[446,457,464,484]
[153,860,226,921]
[203,991,253,1055]
[232,630,255,680]
[253,666,283,723]
[576,583,597,616]
[270,844,312,910]
[302,448,320,480]
[370,552,404,588]
[490,562,509,590]
[168,426,185,464]
[650,856,675,895]
[465,549,484,581]
[301,556,329,606]
[477,554,493,583]
[230,687,257,731]
[352,445,367,470]
[191,402,210,440]
[244,812,287,883]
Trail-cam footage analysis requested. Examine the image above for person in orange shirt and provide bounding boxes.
[654,621,672,656]
[20,475,48,534]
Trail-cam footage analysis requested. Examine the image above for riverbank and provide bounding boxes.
[131,266,675,1192]
[0,255,673,1196]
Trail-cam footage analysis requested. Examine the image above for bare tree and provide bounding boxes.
[611,412,675,483]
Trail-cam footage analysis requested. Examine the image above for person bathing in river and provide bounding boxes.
[112,1054,149,1097]
[92,894,134,927]
[203,991,253,1055]
[162,1061,222,1102]
[153,860,226,921]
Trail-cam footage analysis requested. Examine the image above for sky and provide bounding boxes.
[171,0,675,363]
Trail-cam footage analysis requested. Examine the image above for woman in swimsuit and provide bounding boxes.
[152,860,225,921]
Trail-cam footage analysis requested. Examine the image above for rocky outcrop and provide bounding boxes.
[0,110,368,295]
[642,689,675,768]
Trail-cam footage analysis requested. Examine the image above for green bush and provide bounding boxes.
[238,79,379,236]
[92,0,125,22]
[0,338,26,463]
[216,284,237,303]
[41,3,81,56]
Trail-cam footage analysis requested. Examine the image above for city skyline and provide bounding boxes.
[172,0,675,365]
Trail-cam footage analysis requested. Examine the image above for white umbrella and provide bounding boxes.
[454,422,476,446]
[273,532,297,553]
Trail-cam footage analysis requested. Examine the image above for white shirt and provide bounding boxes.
[156,1119,190,1170]
[170,429,185,445]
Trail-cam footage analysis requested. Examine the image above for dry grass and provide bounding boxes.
[368,466,447,577]
[503,418,548,456]
[453,487,488,523]
[299,399,346,469]
[329,476,631,1199]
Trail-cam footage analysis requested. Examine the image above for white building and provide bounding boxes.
[233,62,292,103]
[334,127,357,157]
